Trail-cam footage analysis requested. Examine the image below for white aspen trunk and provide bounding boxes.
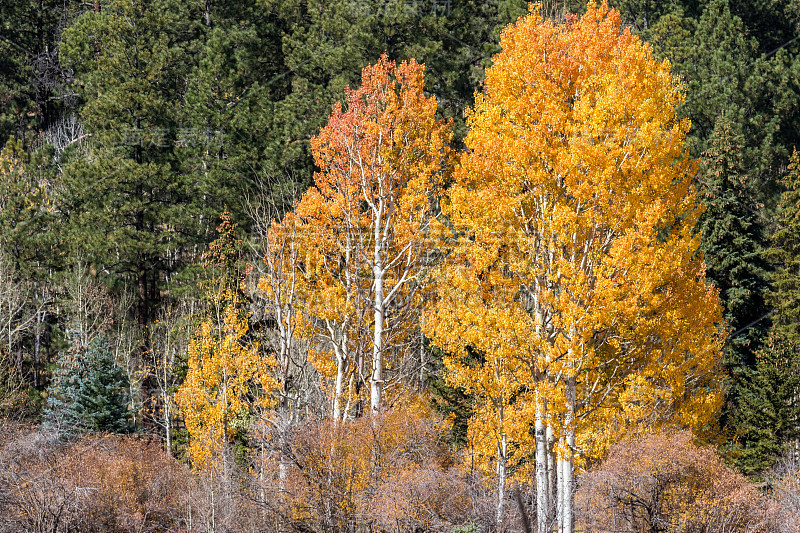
[546,419,556,529]
[370,261,384,413]
[163,389,171,455]
[209,468,216,533]
[279,454,289,492]
[557,438,565,533]
[563,376,576,533]
[333,350,345,420]
[497,433,507,529]
[130,376,137,428]
[162,344,172,455]
[535,397,548,533]
[419,326,426,385]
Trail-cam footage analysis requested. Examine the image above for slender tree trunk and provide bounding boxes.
[5,302,11,359]
[278,455,288,492]
[162,382,171,455]
[562,376,576,533]
[497,432,507,529]
[209,468,216,533]
[514,482,532,533]
[34,308,44,388]
[535,395,549,533]
[333,350,345,420]
[546,418,556,528]
[419,326,426,385]
[344,372,354,419]
[259,444,268,528]
[557,437,565,533]
[370,261,384,413]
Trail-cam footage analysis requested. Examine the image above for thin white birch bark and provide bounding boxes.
[557,438,565,533]
[546,418,556,528]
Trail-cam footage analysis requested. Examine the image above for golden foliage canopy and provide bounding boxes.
[424,1,724,476]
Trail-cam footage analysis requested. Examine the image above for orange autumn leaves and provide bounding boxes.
[270,54,451,417]
[178,2,724,493]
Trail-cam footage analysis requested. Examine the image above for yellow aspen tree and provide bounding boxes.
[423,3,724,531]
[293,55,452,416]
[255,209,307,415]
[176,214,276,469]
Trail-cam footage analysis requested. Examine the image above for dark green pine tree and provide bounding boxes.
[43,334,134,435]
[178,0,288,226]
[766,150,800,341]
[676,0,759,157]
[734,332,800,475]
[730,0,800,55]
[73,338,135,434]
[698,115,771,454]
[43,332,87,434]
[427,343,475,448]
[271,0,544,182]
[0,0,81,146]
[648,0,800,208]
[734,149,800,474]
[58,0,208,337]
[699,115,771,370]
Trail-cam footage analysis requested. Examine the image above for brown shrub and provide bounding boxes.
[576,430,773,533]
[0,422,193,532]
[253,408,483,532]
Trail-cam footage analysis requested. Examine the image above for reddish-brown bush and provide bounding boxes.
[0,422,193,532]
[576,430,773,533]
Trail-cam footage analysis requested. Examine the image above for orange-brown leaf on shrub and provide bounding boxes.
[67,434,193,532]
[576,430,773,533]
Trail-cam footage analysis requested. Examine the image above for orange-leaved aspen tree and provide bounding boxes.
[423,3,724,531]
[176,214,277,470]
[295,55,452,416]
